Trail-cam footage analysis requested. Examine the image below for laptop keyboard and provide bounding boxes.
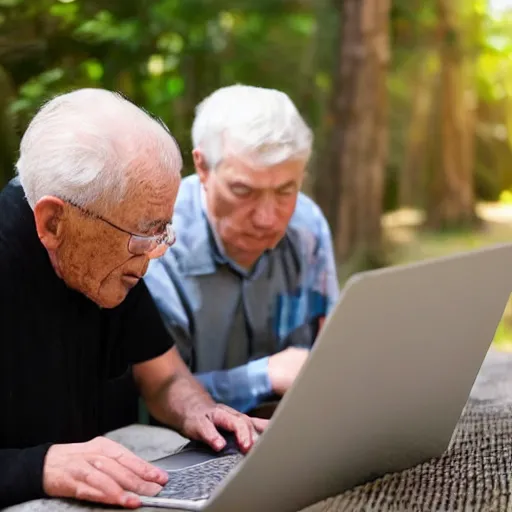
[156,453,243,501]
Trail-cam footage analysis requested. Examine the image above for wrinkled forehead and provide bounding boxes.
[109,169,180,233]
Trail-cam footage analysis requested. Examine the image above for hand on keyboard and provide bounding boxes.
[183,428,260,457]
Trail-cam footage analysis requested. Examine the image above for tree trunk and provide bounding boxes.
[426,0,476,230]
[399,57,436,209]
[334,0,390,266]
[312,2,341,233]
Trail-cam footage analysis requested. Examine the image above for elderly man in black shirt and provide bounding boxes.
[0,88,266,509]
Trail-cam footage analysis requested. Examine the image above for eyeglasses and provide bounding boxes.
[65,201,176,256]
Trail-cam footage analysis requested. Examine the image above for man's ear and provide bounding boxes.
[33,196,67,251]
[192,149,210,188]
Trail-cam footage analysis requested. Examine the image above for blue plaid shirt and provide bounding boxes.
[145,175,339,413]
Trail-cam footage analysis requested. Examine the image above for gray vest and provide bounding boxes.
[171,231,315,373]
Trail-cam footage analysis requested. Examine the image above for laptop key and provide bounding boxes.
[157,453,243,501]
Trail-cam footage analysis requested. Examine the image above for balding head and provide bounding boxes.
[17,88,182,215]
[19,88,182,308]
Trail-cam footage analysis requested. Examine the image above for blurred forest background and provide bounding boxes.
[2,0,512,345]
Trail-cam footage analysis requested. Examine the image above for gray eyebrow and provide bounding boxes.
[138,219,170,234]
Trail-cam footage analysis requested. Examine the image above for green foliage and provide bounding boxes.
[0,0,337,180]
[387,0,512,208]
[49,1,78,25]
[3,0,512,212]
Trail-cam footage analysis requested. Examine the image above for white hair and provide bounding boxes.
[191,84,313,169]
[16,88,182,213]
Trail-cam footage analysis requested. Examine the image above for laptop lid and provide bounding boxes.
[203,243,512,512]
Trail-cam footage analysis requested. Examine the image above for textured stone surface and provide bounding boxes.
[7,349,512,512]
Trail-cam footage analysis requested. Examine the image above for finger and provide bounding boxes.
[75,483,141,509]
[251,417,269,433]
[212,409,253,453]
[101,441,168,486]
[215,405,260,447]
[80,464,137,508]
[89,456,163,497]
[194,416,227,451]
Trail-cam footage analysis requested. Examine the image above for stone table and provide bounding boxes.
[7,349,512,512]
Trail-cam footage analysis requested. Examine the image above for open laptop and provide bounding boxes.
[140,243,512,512]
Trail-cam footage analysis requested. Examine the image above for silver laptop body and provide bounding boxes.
[141,243,512,512]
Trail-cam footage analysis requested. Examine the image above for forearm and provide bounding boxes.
[143,369,215,431]
[0,444,53,508]
[134,347,214,432]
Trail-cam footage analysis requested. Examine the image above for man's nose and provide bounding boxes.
[147,244,168,260]
[252,200,277,229]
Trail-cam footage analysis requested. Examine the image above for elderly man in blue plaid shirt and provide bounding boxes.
[145,84,339,415]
